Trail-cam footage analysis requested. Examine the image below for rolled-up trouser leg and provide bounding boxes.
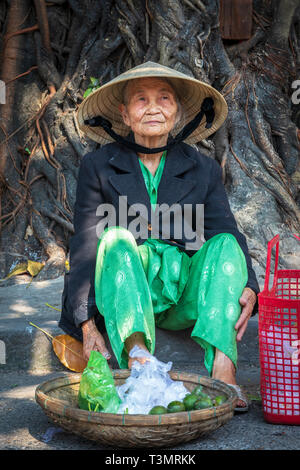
[155,233,248,375]
[94,226,155,369]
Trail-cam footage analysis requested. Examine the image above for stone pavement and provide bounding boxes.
[1,275,300,450]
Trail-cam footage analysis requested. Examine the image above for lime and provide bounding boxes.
[149,406,168,415]
[192,385,207,397]
[192,386,209,400]
[193,397,213,410]
[183,394,199,411]
[167,401,186,413]
[214,395,227,406]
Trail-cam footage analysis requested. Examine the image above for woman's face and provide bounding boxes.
[119,77,179,140]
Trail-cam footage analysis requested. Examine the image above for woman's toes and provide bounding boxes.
[237,398,247,408]
[128,356,150,369]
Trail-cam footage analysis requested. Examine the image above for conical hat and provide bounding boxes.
[76,61,228,146]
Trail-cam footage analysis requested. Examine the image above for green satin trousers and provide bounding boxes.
[94,226,248,373]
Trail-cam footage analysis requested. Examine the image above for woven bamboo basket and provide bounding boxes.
[35,370,238,448]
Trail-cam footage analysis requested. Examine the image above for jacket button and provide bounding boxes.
[148,223,152,231]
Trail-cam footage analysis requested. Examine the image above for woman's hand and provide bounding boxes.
[235,287,257,342]
[81,317,111,362]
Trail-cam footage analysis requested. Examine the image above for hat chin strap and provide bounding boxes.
[84,96,215,154]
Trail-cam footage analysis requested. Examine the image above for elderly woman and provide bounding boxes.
[59,62,259,412]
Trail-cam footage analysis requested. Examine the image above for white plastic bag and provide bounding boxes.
[116,346,189,414]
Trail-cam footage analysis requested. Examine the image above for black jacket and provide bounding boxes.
[59,140,260,341]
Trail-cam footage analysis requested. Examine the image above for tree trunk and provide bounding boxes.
[0,0,299,286]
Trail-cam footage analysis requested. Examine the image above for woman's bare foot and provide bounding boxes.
[212,348,247,409]
[128,354,150,369]
[125,332,150,369]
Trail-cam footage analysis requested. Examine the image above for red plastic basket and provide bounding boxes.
[258,234,300,424]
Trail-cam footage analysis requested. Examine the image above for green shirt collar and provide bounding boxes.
[138,150,167,211]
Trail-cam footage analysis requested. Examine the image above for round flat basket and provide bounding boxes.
[35,370,237,449]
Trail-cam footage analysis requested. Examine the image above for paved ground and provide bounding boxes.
[1,274,300,451]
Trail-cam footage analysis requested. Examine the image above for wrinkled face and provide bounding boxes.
[119,77,179,139]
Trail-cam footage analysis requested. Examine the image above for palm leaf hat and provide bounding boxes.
[76,61,228,154]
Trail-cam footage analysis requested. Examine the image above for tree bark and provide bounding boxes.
[0,0,299,286]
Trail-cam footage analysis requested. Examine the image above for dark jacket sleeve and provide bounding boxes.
[204,158,260,315]
[68,151,105,328]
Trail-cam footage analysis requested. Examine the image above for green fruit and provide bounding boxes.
[214,395,227,406]
[183,394,199,411]
[193,397,213,410]
[167,401,186,413]
[193,385,203,395]
[192,386,209,400]
[149,406,168,415]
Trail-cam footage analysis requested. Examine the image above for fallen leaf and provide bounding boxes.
[27,260,44,277]
[0,260,44,282]
[52,334,87,373]
[24,225,33,240]
[0,262,28,281]
[45,303,61,312]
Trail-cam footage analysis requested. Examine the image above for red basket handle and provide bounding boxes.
[263,234,280,294]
